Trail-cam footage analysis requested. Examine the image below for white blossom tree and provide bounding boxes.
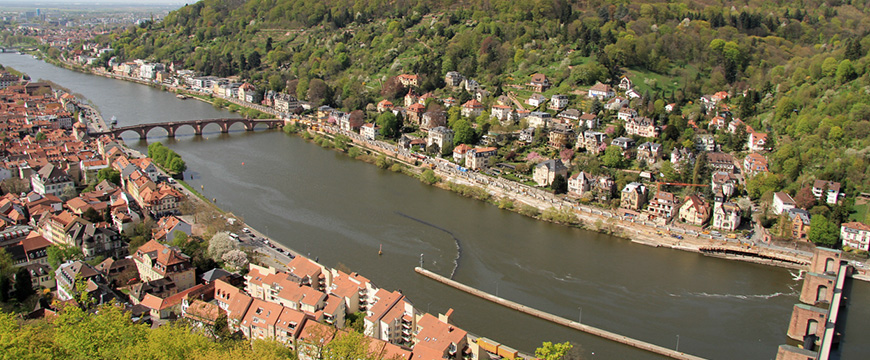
[221,249,249,271]
[207,232,237,262]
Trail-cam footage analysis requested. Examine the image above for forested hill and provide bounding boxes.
[94,0,870,196]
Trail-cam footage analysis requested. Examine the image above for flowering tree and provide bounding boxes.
[208,232,237,262]
[221,249,249,271]
[559,148,574,164]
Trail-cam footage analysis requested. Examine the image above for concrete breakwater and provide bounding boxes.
[415,267,706,360]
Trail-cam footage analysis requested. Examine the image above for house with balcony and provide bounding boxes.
[695,134,716,152]
[466,147,497,170]
[706,152,736,173]
[547,127,573,149]
[841,222,870,252]
[491,104,512,122]
[646,191,680,223]
[364,289,417,346]
[527,73,551,92]
[568,171,596,197]
[812,180,842,205]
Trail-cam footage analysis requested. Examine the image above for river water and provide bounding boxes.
[3,54,868,360]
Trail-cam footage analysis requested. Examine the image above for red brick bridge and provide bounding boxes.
[91,118,285,139]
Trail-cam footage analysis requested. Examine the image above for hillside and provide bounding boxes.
[89,0,868,212]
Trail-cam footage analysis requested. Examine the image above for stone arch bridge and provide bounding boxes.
[92,118,285,140]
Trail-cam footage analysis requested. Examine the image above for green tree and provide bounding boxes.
[808,214,839,248]
[376,112,400,139]
[170,230,189,248]
[535,341,573,360]
[420,169,439,185]
[96,168,121,185]
[322,330,373,360]
[47,244,83,270]
[34,132,46,141]
[344,312,366,333]
[602,145,624,168]
[452,119,475,145]
[836,60,856,83]
[13,266,34,302]
[551,174,568,194]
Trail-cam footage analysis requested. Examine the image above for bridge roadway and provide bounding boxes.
[415,267,706,360]
[90,118,285,139]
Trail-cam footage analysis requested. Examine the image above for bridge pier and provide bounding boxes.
[219,123,229,133]
[166,127,176,138]
[194,124,203,136]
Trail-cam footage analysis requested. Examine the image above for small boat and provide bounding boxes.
[110,116,117,125]
[176,94,188,100]
[379,244,383,256]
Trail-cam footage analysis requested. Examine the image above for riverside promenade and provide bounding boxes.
[416,267,706,360]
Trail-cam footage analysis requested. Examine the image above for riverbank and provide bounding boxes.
[49,51,816,272]
[297,123,815,271]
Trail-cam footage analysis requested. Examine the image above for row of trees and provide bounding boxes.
[147,142,187,174]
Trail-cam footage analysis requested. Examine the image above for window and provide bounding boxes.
[806,319,818,336]
[816,286,828,303]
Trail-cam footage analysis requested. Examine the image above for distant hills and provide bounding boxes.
[90,0,869,198]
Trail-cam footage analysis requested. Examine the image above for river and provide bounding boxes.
[3,53,867,360]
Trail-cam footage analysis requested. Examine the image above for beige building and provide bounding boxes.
[533,159,568,187]
[620,182,648,211]
[678,195,710,226]
[132,239,196,291]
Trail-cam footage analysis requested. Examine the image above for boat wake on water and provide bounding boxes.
[668,289,797,300]
[789,269,806,281]
[396,212,462,279]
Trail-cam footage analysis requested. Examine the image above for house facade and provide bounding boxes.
[840,222,870,251]
[533,159,568,187]
[712,202,741,231]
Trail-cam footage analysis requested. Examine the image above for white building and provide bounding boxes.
[712,202,741,231]
[840,222,870,251]
[427,126,454,152]
[773,192,796,215]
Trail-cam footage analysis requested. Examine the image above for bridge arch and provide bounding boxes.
[112,127,147,139]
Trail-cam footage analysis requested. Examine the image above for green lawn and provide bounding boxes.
[850,202,870,223]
